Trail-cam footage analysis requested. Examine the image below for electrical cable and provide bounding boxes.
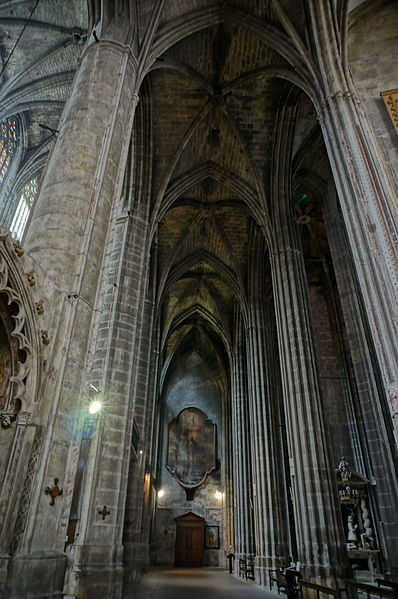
[0,0,41,78]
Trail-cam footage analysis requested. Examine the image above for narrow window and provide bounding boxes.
[0,118,17,184]
[10,178,38,241]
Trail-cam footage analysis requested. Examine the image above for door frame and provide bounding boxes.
[174,512,205,567]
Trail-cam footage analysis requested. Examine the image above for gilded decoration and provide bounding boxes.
[380,88,398,134]
[167,407,216,490]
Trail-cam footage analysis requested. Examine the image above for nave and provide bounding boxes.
[125,568,276,599]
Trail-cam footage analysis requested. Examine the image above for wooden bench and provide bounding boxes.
[238,558,255,581]
[269,569,287,595]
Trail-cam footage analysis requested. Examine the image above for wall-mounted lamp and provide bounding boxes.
[88,400,102,415]
[158,489,165,498]
[215,491,224,500]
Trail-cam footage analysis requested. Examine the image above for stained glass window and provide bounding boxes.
[0,118,17,183]
[10,178,38,241]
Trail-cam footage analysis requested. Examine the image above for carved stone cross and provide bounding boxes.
[98,505,110,520]
[45,478,63,505]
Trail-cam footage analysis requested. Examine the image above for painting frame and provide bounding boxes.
[166,407,217,490]
[204,525,219,549]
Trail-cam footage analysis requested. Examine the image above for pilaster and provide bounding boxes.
[271,238,348,583]
[63,210,151,599]
[230,305,254,566]
[323,190,398,575]
[245,247,291,585]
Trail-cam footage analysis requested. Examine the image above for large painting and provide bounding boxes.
[167,407,216,490]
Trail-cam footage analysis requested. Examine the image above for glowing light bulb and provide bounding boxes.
[88,400,102,414]
[158,489,165,498]
[215,491,223,500]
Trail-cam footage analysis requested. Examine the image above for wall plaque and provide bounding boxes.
[167,407,216,495]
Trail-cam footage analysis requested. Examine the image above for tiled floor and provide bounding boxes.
[125,568,277,598]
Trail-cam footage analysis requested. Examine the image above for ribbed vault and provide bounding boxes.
[146,8,327,379]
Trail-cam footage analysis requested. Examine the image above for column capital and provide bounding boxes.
[316,88,362,121]
[80,38,139,74]
[269,246,301,260]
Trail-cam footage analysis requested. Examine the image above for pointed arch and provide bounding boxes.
[147,6,309,76]
[158,249,247,316]
[156,161,267,236]
[160,303,232,386]
[160,307,230,394]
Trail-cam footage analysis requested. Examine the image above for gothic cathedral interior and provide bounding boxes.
[0,1,397,597]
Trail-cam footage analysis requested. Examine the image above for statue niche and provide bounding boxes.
[167,407,216,500]
[335,458,380,578]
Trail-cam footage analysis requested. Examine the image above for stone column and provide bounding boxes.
[6,35,139,598]
[231,304,254,567]
[123,293,159,584]
[308,1,398,439]
[24,40,138,295]
[271,233,348,583]
[245,240,291,586]
[61,81,155,596]
[269,89,349,583]
[62,204,152,598]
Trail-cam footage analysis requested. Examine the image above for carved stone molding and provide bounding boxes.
[41,330,50,345]
[17,410,31,426]
[25,271,36,286]
[380,88,398,134]
[12,242,24,257]
[0,228,33,413]
[35,299,44,314]
[0,412,17,428]
[0,407,31,427]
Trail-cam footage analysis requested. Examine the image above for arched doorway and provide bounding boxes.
[175,512,205,567]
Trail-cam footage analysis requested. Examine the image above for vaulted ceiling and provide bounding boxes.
[0,0,371,391]
[0,0,87,192]
[146,9,325,383]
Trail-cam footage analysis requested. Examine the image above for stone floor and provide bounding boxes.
[125,568,277,598]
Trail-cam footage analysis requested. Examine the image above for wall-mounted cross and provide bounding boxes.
[45,478,63,506]
[98,505,110,520]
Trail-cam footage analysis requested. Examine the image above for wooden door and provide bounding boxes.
[175,512,204,567]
